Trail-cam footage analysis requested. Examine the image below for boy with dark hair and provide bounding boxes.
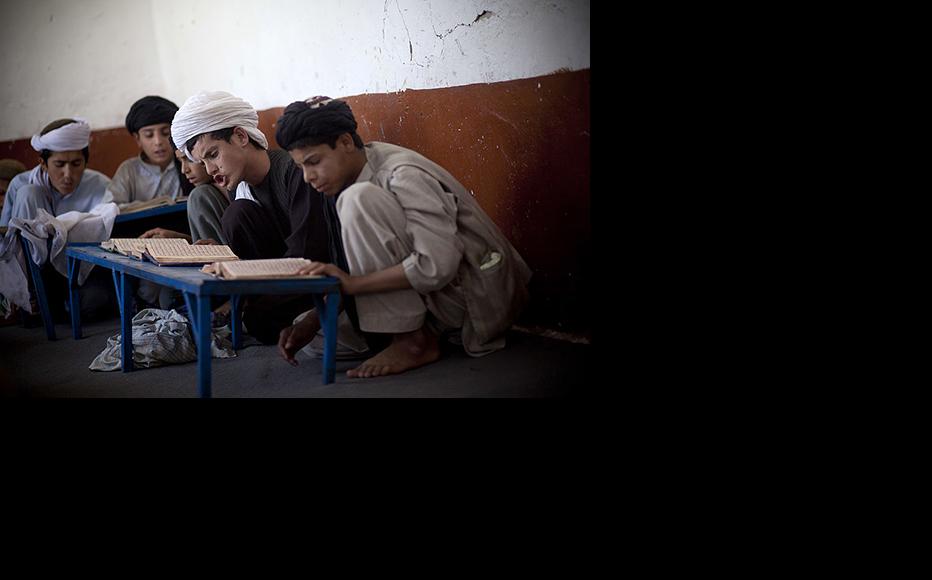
[141,146,230,244]
[170,91,338,344]
[106,96,182,206]
[274,97,531,379]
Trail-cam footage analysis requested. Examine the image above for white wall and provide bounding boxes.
[0,0,168,141]
[1,0,589,142]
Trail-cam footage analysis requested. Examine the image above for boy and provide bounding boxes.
[170,91,336,344]
[1,118,111,226]
[0,118,114,321]
[274,97,531,379]
[141,147,230,244]
[106,96,182,206]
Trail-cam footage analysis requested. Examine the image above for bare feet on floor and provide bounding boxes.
[347,326,440,378]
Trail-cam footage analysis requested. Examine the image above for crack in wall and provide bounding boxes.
[384,3,496,69]
[435,10,495,40]
[394,0,415,63]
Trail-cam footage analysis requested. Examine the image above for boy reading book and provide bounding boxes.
[106,96,182,208]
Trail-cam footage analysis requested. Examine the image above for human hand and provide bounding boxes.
[193,238,219,245]
[277,317,319,367]
[141,227,183,239]
[297,262,357,293]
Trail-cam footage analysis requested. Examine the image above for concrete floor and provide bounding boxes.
[0,314,588,398]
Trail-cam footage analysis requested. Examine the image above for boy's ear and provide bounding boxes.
[132,132,142,148]
[232,126,250,147]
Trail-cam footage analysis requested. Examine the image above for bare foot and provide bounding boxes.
[347,326,440,378]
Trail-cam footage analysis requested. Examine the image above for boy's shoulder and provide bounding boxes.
[114,155,144,172]
[83,168,112,185]
[10,168,34,187]
[367,141,428,172]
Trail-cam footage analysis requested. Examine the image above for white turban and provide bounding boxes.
[171,91,268,161]
[30,118,92,152]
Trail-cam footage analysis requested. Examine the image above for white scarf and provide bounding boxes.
[171,91,268,161]
[30,118,91,152]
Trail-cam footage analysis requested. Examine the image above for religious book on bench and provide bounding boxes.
[201,258,323,280]
[100,237,176,259]
[142,238,239,266]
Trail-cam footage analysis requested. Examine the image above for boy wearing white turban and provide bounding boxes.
[170,91,335,344]
[0,118,111,227]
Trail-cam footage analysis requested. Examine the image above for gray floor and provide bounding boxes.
[0,315,587,398]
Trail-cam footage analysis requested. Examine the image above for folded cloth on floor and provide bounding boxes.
[89,308,235,371]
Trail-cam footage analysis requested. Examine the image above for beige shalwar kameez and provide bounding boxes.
[336,142,531,357]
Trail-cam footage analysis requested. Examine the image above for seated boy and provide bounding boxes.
[141,146,230,244]
[105,96,182,207]
[0,118,111,226]
[169,90,336,343]
[274,97,532,378]
[0,118,114,321]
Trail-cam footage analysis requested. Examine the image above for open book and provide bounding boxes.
[101,238,180,259]
[202,258,323,280]
[101,238,238,265]
[142,238,239,266]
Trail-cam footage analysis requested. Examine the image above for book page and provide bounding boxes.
[142,238,195,257]
[174,244,238,259]
[144,239,238,265]
[215,258,322,279]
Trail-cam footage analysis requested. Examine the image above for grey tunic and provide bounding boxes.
[337,142,532,356]
[105,155,181,205]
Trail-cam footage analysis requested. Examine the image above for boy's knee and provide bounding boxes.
[337,182,390,226]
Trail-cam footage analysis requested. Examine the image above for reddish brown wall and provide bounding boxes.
[1,69,590,336]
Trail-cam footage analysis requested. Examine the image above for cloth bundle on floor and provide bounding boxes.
[89,308,235,371]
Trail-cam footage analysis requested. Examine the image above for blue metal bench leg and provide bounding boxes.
[113,271,137,372]
[312,292,339,385]
[230,294,243,350]
[67,256,82,339]
[19,235,56,340]
[183,292,212,398]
